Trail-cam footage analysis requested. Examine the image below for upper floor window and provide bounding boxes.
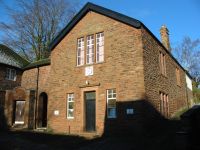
[5,68,16,81]
[176,67,181,86]
[107,89,117,118]
[160,92,169,117]
[86,35,94,64]
[67,93,74,119]
[77,38,84,66]
[96,32,104,63]
[76,32,104,66]
[159,52,166,76]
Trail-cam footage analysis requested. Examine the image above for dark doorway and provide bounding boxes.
[85,91,96,132]
[37,92,48,128]
[14,101,25,124]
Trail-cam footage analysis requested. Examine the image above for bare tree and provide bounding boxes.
[0,0,80,61]
[173,36,200,83]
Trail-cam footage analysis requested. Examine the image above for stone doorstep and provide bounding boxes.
[78,131,101,139]
[34,127,47,132]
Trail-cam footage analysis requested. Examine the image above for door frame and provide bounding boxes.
[84,91,96,132]
[81,86,99,132]
[13,100,26,125]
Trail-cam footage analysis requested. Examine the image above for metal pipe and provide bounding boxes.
[34,66,39,129]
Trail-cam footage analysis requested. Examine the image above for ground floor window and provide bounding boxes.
[67,93,74,119]
[160,92,169,117]
[107,89,117,118]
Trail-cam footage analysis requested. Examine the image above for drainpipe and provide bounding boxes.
[34,66,39,129]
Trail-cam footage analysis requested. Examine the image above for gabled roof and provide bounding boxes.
[48,2,192,78]
[49,2,142,51]
[0,44,29,68]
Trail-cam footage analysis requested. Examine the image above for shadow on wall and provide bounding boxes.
[102,99,183,150]
[103,99,167,136]
[0,91,9,130]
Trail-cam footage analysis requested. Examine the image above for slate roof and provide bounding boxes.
[0,44,29,68]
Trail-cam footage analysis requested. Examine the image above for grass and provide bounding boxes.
[171,107,189,120]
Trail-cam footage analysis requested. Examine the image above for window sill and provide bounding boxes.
[5,78,16,81]
[76,61,105,68]
[107,117,117,119]
[67,117,74,120]
[160,73,167,78]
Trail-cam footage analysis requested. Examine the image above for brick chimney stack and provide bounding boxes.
[160,25,171,51]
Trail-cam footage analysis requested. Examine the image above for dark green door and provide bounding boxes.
[85,91,96,132]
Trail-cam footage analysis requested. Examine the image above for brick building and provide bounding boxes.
[0,44,28,128]
[3,3,193,136]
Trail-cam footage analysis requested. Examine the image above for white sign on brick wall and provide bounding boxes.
[85,66,93,76]
[54,110,59,116]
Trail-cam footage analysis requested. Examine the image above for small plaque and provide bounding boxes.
[126,108,134,115]
[85,66,94,76]
[54,110,59,116]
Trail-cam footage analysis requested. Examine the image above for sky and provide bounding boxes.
[0,0,200,49]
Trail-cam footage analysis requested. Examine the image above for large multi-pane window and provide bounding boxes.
[160,92,169,117]
[107,89,117,118]
[96,32,104,63]
[159,52,166,76]
[5,68,16,81]
[77,32,104,66]
[86,35,94,64]
[77,38,84,66]
[67,93,74,119]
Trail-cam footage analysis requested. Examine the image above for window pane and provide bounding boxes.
[96,32,104,63]
[67,93,74,118]
[68,102,74,109]
[108,99,116,107]
[86,35,94,64]
[68,109,74,118]
[77,38,84,66]
[5,68,10,79]
[108,108,116,118]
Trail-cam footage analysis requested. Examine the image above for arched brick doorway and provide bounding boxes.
[37,92,48,128]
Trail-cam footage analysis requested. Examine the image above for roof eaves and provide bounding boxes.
[23,58,50,70]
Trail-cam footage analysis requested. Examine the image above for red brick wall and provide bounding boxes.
[48,11,146,135]
[141,27,188,117]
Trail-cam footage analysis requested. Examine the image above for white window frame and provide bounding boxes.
[86,35,94,64]
[77,38,84,66]
[67,93,74,119]
[96,32,104,63]
[107,89,117,118]
[6,68,16,81]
